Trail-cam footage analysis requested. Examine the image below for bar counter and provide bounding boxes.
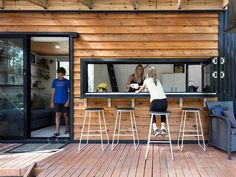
[84,92,217,98]
[74,93,218,142]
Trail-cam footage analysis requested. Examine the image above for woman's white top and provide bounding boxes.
[143,78,166,102]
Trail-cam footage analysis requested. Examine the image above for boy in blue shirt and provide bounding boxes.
[50,67,70,136]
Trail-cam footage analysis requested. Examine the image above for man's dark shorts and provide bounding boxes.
[54,103,69,113]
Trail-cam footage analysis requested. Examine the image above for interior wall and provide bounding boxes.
[93,64,112,92]
[0,12,219,140]
[188,65,202,92]
[114,64,174,92]
[31,54,69,109]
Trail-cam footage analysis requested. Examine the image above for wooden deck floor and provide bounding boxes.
[0,143,236,177]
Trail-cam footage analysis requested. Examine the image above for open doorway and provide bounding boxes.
[30,37,70,138]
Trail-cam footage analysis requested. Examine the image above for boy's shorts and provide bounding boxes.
[54,103,69,113]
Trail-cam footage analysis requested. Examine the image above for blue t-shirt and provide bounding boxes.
[52,79,70,104]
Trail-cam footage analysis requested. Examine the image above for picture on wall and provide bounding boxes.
[173,64,184,73]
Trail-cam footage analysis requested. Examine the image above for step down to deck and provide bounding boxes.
[0,162,43,177]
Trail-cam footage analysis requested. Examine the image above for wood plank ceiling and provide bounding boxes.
[0,0,228,11]
[31,41,69,56]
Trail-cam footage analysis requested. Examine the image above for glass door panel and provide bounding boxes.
[0,38,24,137]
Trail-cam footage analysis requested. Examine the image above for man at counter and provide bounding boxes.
[126,64,144,92]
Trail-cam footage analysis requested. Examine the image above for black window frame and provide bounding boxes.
[80,58,217,99]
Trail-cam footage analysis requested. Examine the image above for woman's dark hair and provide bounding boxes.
[57,67,66,75]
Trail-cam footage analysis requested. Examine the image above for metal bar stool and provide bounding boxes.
[78,107,109,151]
[145,111,174,160]
[111,107,139,150]
[177,107,206,151]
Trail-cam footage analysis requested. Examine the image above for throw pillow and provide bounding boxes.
[211,106,224,116]
[223,110,236,128]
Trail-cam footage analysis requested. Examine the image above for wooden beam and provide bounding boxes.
[28,0,48,9]
[0,0,5,9]
[177,0,182,9]
[79,0,93,9]
[131,0,139,10]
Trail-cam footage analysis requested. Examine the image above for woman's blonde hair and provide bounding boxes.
[146,66,157,78]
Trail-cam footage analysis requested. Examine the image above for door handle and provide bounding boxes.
[220,57,225,64]
[212,71,217,78]
[212,57,218,65]
[23,69,27,76]
[220,71,225,78]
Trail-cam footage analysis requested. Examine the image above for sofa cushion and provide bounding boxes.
[231,128,236,135]
[31,94,45,109]
[223,110,236,128]
[31,109,52,120]
[31,109,54,130]
[211,106,224,116]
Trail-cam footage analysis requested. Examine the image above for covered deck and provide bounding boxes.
[0,143,236,177]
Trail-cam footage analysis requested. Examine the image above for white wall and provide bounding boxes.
[31,54,69,107]
[114,64,173,92]
[188,65,202,92]
[90,64,204,93]
[93,64,111,92]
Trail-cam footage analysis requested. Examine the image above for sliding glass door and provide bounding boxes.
[0,38,25,138]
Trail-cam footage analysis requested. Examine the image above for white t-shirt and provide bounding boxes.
[143,78,166,102]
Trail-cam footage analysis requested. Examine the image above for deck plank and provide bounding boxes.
[102,144,127,177]
[95,145,124,177]
[135,145,146,177]
[118,144,135,177]
[0,143,236,177]
[70,144,107,177]
[59,144,95,177]
[87,145,123,177]
[152,145,161,177]
[127,144,141,177]
[37,144,76,177]
[144,145,153,177]
[40,144,79,176]
[111,144,131,177]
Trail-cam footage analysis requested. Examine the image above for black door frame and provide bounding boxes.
[0,32,77,141]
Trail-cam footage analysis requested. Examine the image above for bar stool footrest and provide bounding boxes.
[81,134,108,137]
[84,130,108,133]
[113,134,137,136]
[114,129,137,132]
[179,130,198,132]
[149,141,171,143]
[179,134,204,137]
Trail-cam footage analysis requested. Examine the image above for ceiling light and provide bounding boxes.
[55,45,60,49]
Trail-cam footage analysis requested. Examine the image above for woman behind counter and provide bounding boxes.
[126,64,144,92]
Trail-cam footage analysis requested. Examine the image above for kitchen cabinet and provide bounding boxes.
[161,73,186,92]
